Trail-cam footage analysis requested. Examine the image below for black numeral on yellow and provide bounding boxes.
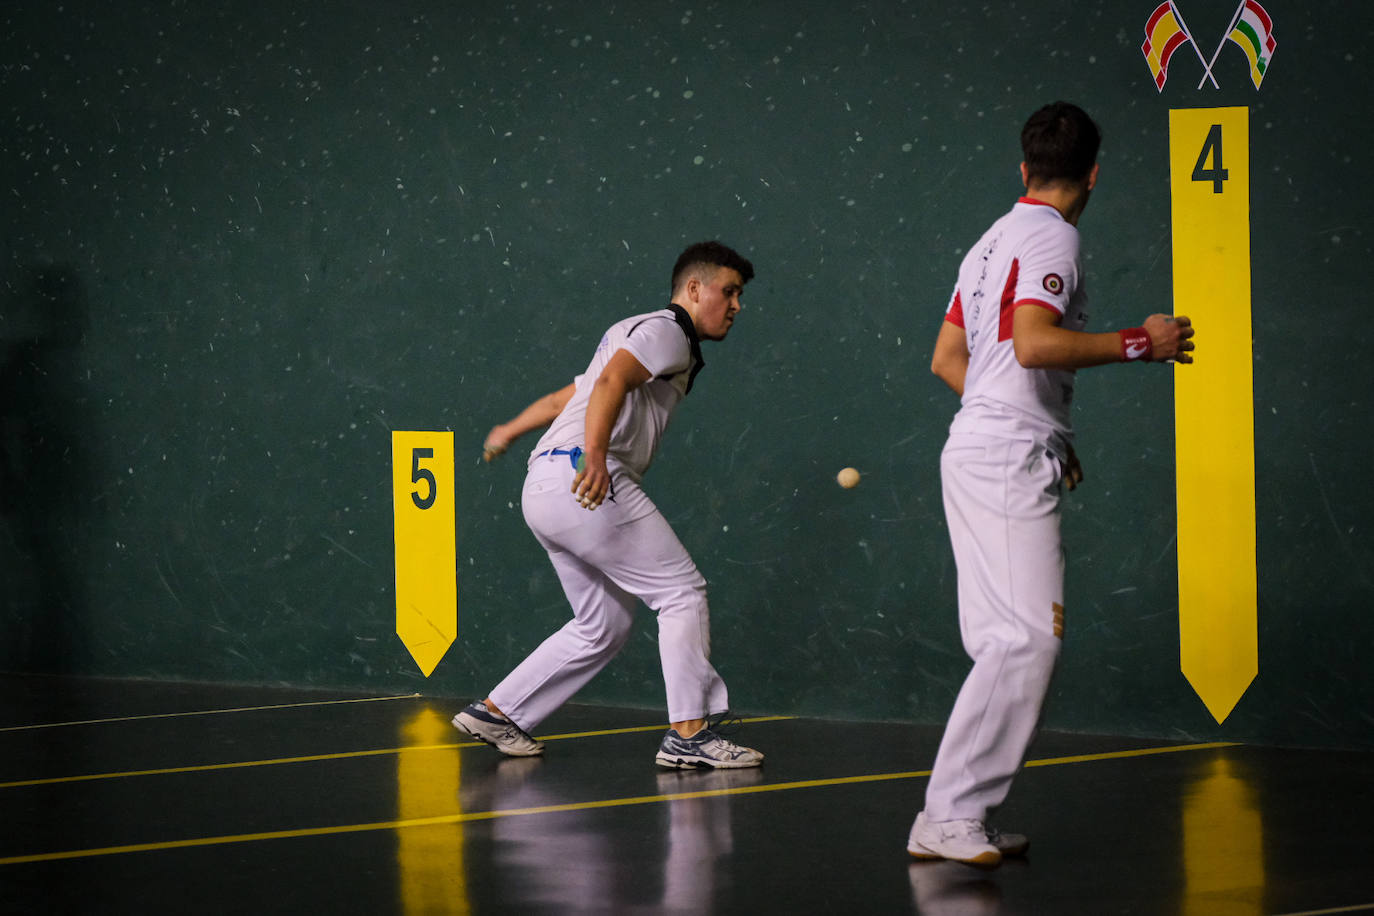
[411,448,436,509]
[1192,123,1228,194]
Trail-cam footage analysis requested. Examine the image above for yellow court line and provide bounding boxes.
[539,715,795,742]
[1022,741,1238,768]
[0,739,1236,866]
[0,694,423,733]
[0,716,798,789]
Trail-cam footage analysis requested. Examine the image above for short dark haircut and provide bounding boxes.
[670,241,755,294]
[1021,101,1101,186]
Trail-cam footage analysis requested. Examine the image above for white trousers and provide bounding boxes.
[489,452,729,731]
[923,433,1065,823]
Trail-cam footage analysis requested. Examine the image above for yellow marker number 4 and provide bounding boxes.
[1169,107,1258,724]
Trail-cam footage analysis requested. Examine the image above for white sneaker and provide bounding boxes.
[451,701,544,757]
[655,727,763,769]
[907,812,1002,867]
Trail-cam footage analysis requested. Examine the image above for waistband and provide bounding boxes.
[535,446,585,471]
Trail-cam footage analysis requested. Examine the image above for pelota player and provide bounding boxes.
[453,240,764,770]
[909,102,1195,866]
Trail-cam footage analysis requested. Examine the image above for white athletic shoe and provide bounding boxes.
[655,727,763,769]
[907,812,1005,867]
[452,701,544,757]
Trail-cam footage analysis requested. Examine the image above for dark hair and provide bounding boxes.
[670,240,755,294]
[1021,101,1101,186]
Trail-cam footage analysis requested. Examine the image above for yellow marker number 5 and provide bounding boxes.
[392,431,457,677]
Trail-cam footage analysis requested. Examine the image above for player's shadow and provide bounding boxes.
[1,264,92,672]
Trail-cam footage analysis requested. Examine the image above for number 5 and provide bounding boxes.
[411,448,436,509]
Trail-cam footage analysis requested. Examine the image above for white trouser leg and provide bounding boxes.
[489,544,638,732]
[491,456,728,731]
[924,434,1065,823]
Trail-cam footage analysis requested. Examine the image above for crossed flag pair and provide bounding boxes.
[1143,0,1277,91]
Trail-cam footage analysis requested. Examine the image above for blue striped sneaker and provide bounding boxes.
[655,726,763,769]
[451,701,543,757]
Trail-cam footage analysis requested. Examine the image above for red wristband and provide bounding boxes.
[1119,327,1152,362]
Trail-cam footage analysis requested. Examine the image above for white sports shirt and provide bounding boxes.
[944,197,1089,453]
[531,304,703,483]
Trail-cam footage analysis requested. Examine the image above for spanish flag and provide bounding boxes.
[1227,0,1277,89]
[1141,2,1192,91]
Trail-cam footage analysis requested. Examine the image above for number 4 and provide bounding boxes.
[1192,123,1228,194]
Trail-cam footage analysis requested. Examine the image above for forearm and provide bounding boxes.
[1013,324,1126,370]
[582,374,629,464]
[931,320,970,396]
[486,384,575,457]
[499,392,558,437]
[568,348,652,508]
[1012,307,1192,370]
[932,354,968,396]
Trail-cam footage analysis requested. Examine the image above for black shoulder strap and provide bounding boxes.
[665,302,704,394]
[625,304,705,394]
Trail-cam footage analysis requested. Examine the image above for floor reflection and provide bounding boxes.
[656,768,764,914]
[1182,752,1264,916]
[454,753,762,915]
[907,859,1004,915]
[395,706,469,915]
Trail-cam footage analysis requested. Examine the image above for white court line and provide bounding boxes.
[1272,905,1374,916]
[0,693,422,732]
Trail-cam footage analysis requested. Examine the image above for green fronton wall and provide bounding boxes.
[2,0,1371,750]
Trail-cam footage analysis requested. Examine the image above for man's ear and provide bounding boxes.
[1020,161,1029,188]
[1086,162,1100,191]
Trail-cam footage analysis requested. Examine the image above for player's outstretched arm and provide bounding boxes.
[1013,306,1196,370]
[483,383,576,461]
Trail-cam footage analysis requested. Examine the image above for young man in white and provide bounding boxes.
[909,102,1196,866]
[453,241,763,769]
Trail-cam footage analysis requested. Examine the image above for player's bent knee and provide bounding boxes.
[652,588,709,621]
[567,615,634,655]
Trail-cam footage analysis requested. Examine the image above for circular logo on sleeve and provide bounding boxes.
[1042,273,1064,295]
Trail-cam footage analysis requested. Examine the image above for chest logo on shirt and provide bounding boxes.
[1042,273,1064,295]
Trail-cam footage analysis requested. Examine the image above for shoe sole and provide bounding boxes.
[910,840,1029,858]
[906,842,1002,868]
[452,713,544,757]
[655,753,762,770]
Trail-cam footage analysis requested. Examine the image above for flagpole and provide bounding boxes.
[1169,0,1222,89]
[1197,0,1248,88]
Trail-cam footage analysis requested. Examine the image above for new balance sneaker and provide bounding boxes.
[655,727,763,769]
[451,701,543,757]
[907,812,1002,867]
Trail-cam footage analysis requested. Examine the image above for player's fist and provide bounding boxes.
[1062,445,1084,491]
[1144,314,1195,364]
[571,453,610,511]
[483,427,511,462]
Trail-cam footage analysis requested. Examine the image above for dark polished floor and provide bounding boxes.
[1,675,1371,915]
